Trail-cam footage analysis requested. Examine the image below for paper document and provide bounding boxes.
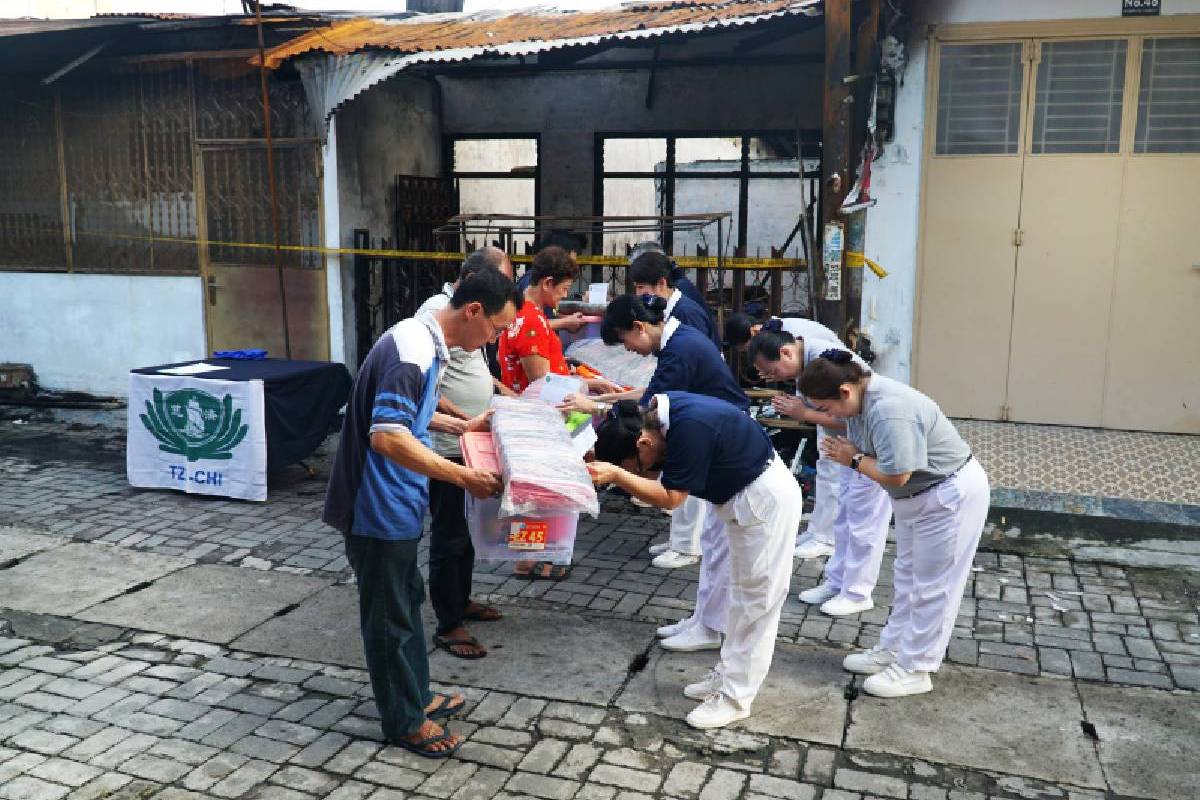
[572,423,598,457]
[587,283,609,305]
[157,363,230,376]
[539,373,583,407]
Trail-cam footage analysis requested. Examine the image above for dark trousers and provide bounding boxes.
[344,533,431,741]
[428,465,476,636]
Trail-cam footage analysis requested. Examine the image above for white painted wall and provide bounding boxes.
[861,0,1200,383]
[0,273,205,397]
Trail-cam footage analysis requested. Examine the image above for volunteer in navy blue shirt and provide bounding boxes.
[323,268,519,758]
[589,392,803,730]
[559,294,746,640]
[629,248,720,347]
[629,240,711,324]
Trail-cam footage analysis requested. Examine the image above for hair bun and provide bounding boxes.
[820,348,853,364]
[763,318,783,333]
[640,294,667,312]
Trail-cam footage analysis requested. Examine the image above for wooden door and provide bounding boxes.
[199,144,328,361]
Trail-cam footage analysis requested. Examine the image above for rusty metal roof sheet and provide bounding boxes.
[260,0,822,68]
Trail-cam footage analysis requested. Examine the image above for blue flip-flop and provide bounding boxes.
[392,729,462,759]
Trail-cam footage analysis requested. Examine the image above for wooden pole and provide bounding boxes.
[818,0,852,335]
[845,0,881,340]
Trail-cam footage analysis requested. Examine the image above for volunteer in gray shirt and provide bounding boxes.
[799,350,990,699]
[748,324,891,620]
[416,247,514,659]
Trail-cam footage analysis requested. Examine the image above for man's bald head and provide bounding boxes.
[461,245,513,281]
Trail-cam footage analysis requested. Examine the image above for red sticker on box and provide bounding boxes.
[508,521,548,551]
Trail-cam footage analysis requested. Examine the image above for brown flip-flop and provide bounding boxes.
[514,561,572,581]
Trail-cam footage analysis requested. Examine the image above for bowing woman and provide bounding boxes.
[747,322,891,618]
[588,392,803,728]
[799,350,990,698]
[559,293,748,653]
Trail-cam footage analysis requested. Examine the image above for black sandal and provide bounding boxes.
[433,633,488,660]
[426,692,466,721]
[514,561,572,581]
[464,602,503,622]
[392,730,462,759]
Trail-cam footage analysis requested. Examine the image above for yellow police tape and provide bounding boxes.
[846,250,889,278]
[60,228,816,271]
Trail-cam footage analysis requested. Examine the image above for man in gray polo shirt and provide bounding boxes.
[417,247,513,659]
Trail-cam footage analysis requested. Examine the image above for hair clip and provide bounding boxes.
[763,318,783,333]
[821,348,853,364]
[639,293,658,308]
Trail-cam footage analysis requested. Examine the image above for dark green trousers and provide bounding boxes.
[344,533,433,741]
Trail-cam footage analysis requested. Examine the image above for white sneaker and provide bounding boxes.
[648,541,670,556]
[686,692,750,729]
[652,550,701,569]
[683,665,723,700]
[842,645,896,675]
[661,624,722,652]
[820,594,874,617]
[656,617,694,639]
[863,663,932,698]
[794,539,835,559]
[798,582,838,605]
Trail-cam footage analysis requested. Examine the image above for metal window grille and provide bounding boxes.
[936,43,1024,155]
[0,87,65,270]
[1032,40,1127,155]
[1135,37,1200,154]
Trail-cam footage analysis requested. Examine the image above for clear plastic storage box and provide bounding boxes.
[461,432,579,564]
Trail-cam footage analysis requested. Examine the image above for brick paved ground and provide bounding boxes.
[0,422,1197,800]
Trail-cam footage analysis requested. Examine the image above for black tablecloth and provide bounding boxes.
[132,358,352,471]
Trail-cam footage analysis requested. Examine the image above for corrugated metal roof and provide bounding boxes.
[260,0,822,68]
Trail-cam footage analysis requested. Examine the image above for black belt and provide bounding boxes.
[894,455,973,501]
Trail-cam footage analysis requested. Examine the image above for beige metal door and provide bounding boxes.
[1005,38,1129,425]
[914,41,1028,420]
[919,30,1199,432]
[1102,37,1200,434]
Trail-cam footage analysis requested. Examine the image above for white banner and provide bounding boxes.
[127,374,268,501]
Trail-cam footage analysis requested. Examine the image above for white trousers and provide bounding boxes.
[693,504,729,633]
[801,426,842,546]
[880,458,990,672]
[823,467,892,602]
[668,493,706,556]
[713,456,804,708]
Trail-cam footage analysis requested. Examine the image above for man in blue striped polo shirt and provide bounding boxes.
[323,268,519,758]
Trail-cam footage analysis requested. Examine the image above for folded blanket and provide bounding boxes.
[490,396,599,519]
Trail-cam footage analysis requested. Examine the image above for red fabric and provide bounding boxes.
[498,299,569,392]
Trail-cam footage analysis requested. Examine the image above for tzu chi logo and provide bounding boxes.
[140,387,248,462]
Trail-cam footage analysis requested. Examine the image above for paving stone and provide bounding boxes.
[457,743,522,772]
[148,738,219,765]
[25,758,101,787]
[801,747,836,784]
[768,749,801,779]
[290,731,351,768]
[230,734,301,763]
[747,774,818,800]
[504,772,580,800]
[698,768,746,800]
[87,732,158,769]
[40,679,104,701]
[834,769,907,798]
[536,718,594,740]
[516,739,570,774]
[268,765,341,796]
[353,761,424,791]
[212,760,279,799]
[183,752,251,791]
[0,776,69,800]
[121,752,191,782]
[9,729,77,756]
[663,762,710,797]
[65,773,134,800]
[1104,668,1173,689]
[552,743,602,781]
[324,741,382,775]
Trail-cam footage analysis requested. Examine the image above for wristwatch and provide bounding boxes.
[850,452,864,472]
